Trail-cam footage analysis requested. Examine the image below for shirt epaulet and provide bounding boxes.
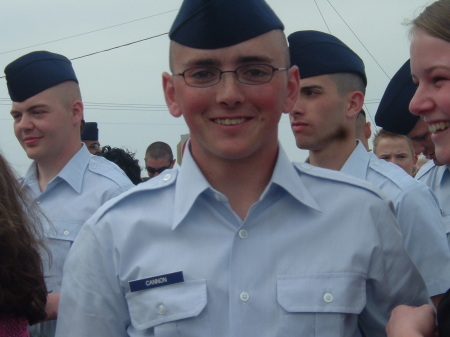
[292,162,385,200]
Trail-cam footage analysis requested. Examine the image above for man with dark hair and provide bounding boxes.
[144,141,175,178]
[288,30,450,307]
[4,50,134,337]
[100,146,142,185]
[56,2,427,336]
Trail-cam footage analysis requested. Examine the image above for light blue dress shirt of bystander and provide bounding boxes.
[25,144,134,337]
[341,141,450,298]
[416,161,450,248]
[56,145,428,337]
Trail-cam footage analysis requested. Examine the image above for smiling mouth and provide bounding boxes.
[429,122,450,133]
[213,118,250,125]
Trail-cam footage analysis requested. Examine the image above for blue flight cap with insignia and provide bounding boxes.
[169,0,284,49]
[288,30,367,86]
[4,50,78,102]
[375,59,419,135]
[81,122,99,141]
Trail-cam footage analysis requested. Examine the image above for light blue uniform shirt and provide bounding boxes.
[25,144,134,337]
[416,161,450,247]
[56,146,428,337]
[341,142,450,297]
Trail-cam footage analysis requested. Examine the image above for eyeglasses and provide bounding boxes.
[146,165,171,175]
[176,64,288,88]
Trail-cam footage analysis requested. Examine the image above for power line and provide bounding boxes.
[0,9,177,55]
[70,33,168,60]
[326,0,391,80]
[313,0,331,34]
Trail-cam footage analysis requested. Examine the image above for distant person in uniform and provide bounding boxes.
[56,1,428,336]
[144,141,175,178]
[81,121,101,154]
[288,29,450,307]
[4,50,135,337]
[373,129,418,176]
[355,109,371,151]
[375,58,450,247]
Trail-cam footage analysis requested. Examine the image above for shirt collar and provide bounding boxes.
[340,141,369,179]
[173,144,321,229]
[23,144,89,194]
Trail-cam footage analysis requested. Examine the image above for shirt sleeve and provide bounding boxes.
[55,218,130,337]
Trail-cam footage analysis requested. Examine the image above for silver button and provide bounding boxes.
[240,291,250,302]
[214,193,223,202]
[323,292,333,303]
[63,230,70,236]
[157,304,167,315]
[162,174,171,181]
[239,229,248,239]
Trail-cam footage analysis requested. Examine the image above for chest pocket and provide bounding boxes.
[276,273,366,337]
[43,220,83,290]
[126,279,211,337]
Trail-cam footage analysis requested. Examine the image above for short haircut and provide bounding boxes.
[145,141,174,161]
[373,129,414,155]
[328,73,366,96]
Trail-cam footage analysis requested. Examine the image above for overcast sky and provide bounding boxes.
[0,0,431,177]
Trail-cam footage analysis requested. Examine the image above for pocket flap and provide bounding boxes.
[126,279,207,330]
[277,273,366,314]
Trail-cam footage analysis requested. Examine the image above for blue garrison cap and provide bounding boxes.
[4,51,78,102]
[169,0,284,49]
[81,122,99,141]
[375,60,419,135]
[288,30,367,86]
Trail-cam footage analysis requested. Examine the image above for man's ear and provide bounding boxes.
[71,100,84,124]
[282,65,300,114]
[347,91,364,118]
[163,72,182,118]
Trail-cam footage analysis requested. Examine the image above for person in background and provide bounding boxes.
[4,50,135,337]
[56,1,428,336]
[81,121,101,154]
[373,129,418,176]
[288,29,450,307]
[144,141,176,178]
[0,153,48,337]
[356,109,372,151]
[100,146,142,185]
[387,0,450,336]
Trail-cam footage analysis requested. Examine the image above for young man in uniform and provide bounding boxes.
[288,30,450,307]
[4,51,134,337]
[56,2,428,336]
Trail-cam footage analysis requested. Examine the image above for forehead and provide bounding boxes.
[300,74,337,89]
[170,30,287,69]
[378,137,410,149]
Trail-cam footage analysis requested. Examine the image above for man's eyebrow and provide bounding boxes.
[10,104,48,115]
[237,55,274,64]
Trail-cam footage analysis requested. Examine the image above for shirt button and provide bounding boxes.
[157,304,167,315]
[162,174,171,181]
[214,193,223,202]
[240,291,250,302]
[63,230,70,236]
[239,229,248,239]
[323,292,333,303]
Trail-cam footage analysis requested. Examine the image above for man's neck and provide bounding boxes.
[193,146,278,221]
[308,139,358,171]
[36,143,82,192]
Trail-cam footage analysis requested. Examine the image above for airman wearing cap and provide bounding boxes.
[55,2,428,336]
[4,50,134,337]
[288,30,450,307]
